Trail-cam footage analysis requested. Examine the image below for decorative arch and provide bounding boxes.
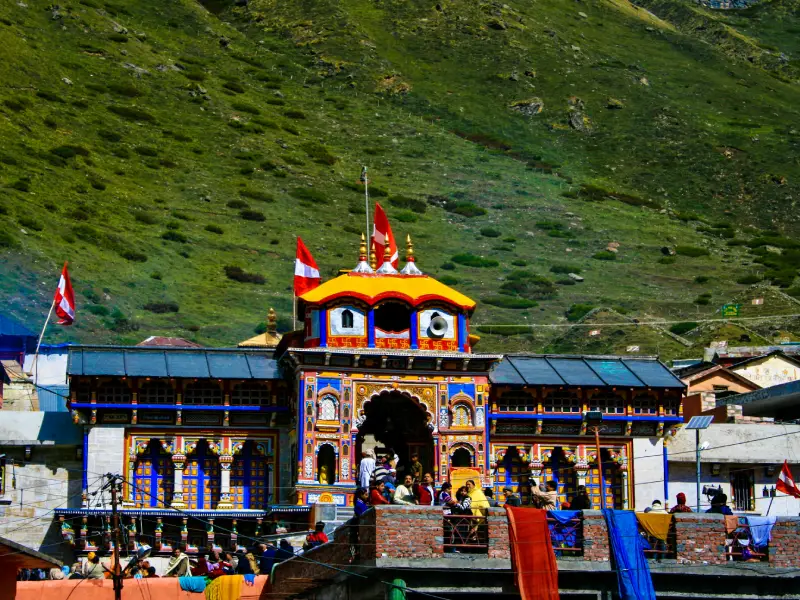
[358,387,435,428]
[316,386,340,422]
[451,403,474,428]
[449,442,476,468]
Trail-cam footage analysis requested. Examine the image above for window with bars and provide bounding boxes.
[131,440,174,508]
[632,394,657,415]
[542,391,581,414]
[231,382,270,406]
[183,382,223,405]
[74,385,92,403]
[497,391,535,412]
[663,396,680,416]
[731,469,754,511]
[97,383,131,404]
[139,381,175,405]
[183,445,220,510]
[588,393,626,415]
[317,395,338,421]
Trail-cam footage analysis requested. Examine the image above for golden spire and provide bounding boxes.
[400,233,423,275]
[359,233,367,263]
[406,234,415,263]
[383,233,392,264]
[369,241,377,270]
[267,307,277,334]
[377,232,398,274]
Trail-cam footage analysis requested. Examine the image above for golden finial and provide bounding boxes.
[383,233,392,264]
[359,233,367,262]
[406,234,415,262]
[267,307,277,334]
[369,241,377,270]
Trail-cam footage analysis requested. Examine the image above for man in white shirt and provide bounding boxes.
[393,474,416,505]
[358,450,376,489]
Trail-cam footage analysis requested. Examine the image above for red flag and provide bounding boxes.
[294,238,320,296]
[54,262,75,325]
[372,202,398,269]
[777,460,800,498]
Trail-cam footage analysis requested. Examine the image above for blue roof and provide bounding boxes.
[491,355,684,389]
[68,346,281,379]
[0,314,36,337]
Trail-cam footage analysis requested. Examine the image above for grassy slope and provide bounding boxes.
[0,0,798,360]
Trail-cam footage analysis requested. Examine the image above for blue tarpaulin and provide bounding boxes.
[603,509,655,600]
[746,515,777,549]
[548,510,581,551]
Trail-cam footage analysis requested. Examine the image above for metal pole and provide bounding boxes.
[363,166,370,250]
[110,475,122,600]
[695,429,701,513]
[32,298,56,387]
[594,426,605,510]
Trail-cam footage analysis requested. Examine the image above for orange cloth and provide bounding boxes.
[635,512,673,542]
[15,574,267,600]
[506,506,559,600]
[725,515,740,534]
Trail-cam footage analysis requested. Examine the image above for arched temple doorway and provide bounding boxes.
[317,444,336,485]
[357,392,434,480]
[451,447,472,468]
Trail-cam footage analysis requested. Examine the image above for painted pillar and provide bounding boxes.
[320,310,328,347]
[171,454,187,509]
[457,313,467,352]
[367,309,375,348]
[410,310,418,350]
[217,454,234,509]
[621,469,630,510]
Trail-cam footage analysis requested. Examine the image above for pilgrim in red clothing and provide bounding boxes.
[370,481,390,505]
[413,473,435,506]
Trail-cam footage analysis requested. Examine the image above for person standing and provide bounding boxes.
[258,542,278,575]
[503,487,522,507]
[410,454,424,483]
[414,473,436,506]
[670,492,693,514]
[393,474,417,505]
[529,480,558,510]
[358,450,376,489]
[568,486,592,510]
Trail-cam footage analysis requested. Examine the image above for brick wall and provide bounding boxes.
[373,505,443,558]
[581,511,611,562]
[673,513,728,564]
[768,517,800,567]
[487,508,510,559]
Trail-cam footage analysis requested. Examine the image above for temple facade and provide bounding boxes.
[55,235,685,556]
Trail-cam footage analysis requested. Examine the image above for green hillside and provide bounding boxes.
[1,0,799,359]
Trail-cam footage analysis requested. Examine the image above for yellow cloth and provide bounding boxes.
[205,575,244,600]
[635,512,673,542]
[468,487,490,517]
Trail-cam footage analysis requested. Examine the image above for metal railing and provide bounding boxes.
[443,515,488,553]
[547,515,583,556]
[725,520,769,562]
[638,521,677,560]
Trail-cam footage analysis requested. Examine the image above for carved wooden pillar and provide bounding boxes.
[171,454,187,508]
[217,454,234,509]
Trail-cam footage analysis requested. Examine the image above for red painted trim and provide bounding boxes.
[304,290,475,311]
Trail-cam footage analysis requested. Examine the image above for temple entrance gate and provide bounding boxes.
[356,391,434,481]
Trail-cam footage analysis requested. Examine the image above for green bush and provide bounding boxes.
[511,259,528,267]
[143,301,179,313]
[240,189,274,203]
[112,147,131,159]
[785,287,800,298]
[227,199,248,209]
[566,303,595,322]
[205,224,224,234]
[441,262,456,271]
[50,145,90,159]
[240,209,266,222]
[135,146,158,157]
[388,195,427,213]
[134,212,158,225]
[500,271,557,299]
[231,101,260,115]
[669,322,698,335]
[86,304,110,316]
[394,211,417,223]
[108,33,128,42]
[451,254,499,268]
[224,265,265,284]
[480,227,501,238]
[736,274,762,285]
[658,256,676,265]
[448,202,486,217]
[0,230,19,248]
[694,296,711,305]
[3,98,30,112]
[107,83,141,97]
[223,81,245,94]
[676,245,710,257]
[289,188,328,204]
[694,275,710,284]
[119,249,147,262]
[108,105,156,122]
[556,278,576,285]
[301,143,337,165]
[482,296,538,309]
[36,90,65,103]
[162,231,187,243]
[10,179,31,192]
[535,220,564,231]
[550,263,582,274]
[438,275,459,285]
[98,130,122,142]
[592,251,617,261]
[284,109,306,119]
[18,216,44,231]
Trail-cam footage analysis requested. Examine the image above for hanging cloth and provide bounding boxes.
[746,516,777,549]
[179,576,209,593]
[635,513,673,542]
[603,509,656,600]
[205,575,244,600]
[506,506,560,600]
[548,510,582,550]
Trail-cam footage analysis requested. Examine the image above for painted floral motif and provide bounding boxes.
[304,456,313,478]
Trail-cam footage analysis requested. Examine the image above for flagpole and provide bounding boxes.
[32,298,56,387]
[363,166,370,249]
[765,494,775,516]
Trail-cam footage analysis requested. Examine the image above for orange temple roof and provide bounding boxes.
[298,273,477,311]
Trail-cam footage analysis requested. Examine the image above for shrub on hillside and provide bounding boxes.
[50,145,90,159]
[162,231,187,243]
[289,188,328,204]
[657,256,676,264]
[0,230,19,248]
[438,275,459,285]
[451,254,498,268]
[301,143,337,165]
[98,130,122,142]
[18,216,44,231]
[511,259,527,267]
[223,81,245,94]
[231,101,260,115]
[143,301,179,313]
[500,271,557,300]
[394,211,417,223]
[119,249,147,262]
[240,189,274,202]
[441,262,456,271]
[107,83,141,97]
[480,227,501,238]
[550,263,582,274]
[669,322,698,335]
[205,224,224,234]
[135,146,158,157]
[737,274,763,285]
[284,110,306,119]
[566,303,595,322]
[482,296,537,309]
[224,266,265,284]
[108,105,156,122]
[240,210,266,222]
[227,200,248,209]
[694,275,710,284]
[676,245,709,257]
[592,251,617,261]
[448,202,486,218]
[388,195,427,213]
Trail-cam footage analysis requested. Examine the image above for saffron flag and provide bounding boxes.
[372,202,398,268]
[777,460,800,498]
[294,237,320,296]
[54,263,75,325]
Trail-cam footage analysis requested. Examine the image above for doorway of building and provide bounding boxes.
[585,449,624,509]
[357,392,434,480]
[495,447,531,504]
[451,447,473,467]
[540,447,578,508]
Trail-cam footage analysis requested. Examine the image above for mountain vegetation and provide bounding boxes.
[1,0,798,360]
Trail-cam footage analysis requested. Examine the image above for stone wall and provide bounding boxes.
[86,426,125,506]
[0,446,82,563]
[673,513,728,564]
[581,510,611,562]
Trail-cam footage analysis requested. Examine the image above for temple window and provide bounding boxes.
[374,302,411,333]
[97,382,131,404]
[589,393,626,415]
[139,381,175,405]
[452,403,473,427]
[318,395,338,421]
[232,382,270,406]
[663,395,680,416]
[183,442,220,509]
[543,390,581,414]
[184,381,223,405]
[632,393,657,415]
[497,391,535,412]
[341,309,354,329]
[230,441,270,509]
[74,384,92,403]
[131,439,173,508]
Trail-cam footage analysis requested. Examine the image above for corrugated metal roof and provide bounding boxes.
[490,355,684,389]
[68,346,281,379]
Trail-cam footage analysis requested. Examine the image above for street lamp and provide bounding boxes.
[685,415,714,513]
[584,411,605,509]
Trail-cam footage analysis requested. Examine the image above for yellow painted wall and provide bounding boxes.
[687,372,757,395]
[732,355,800,388]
